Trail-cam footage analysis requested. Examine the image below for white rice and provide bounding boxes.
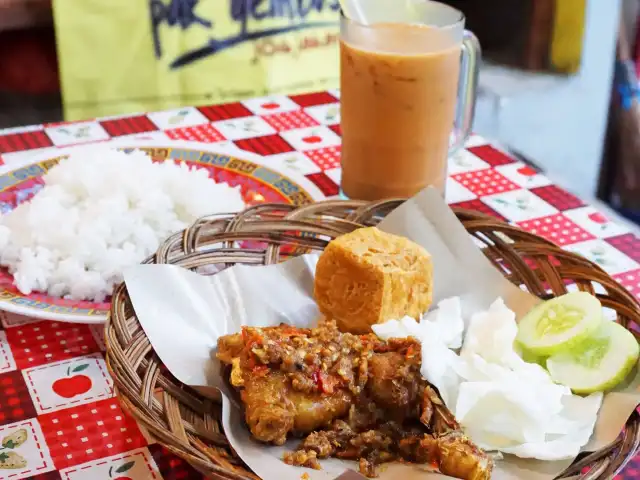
[0,148,246,301]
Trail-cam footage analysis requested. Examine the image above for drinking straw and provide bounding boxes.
[338,0,425,24]
[338,0,369,23]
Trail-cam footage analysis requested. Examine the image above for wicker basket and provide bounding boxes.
[105,199,640,480]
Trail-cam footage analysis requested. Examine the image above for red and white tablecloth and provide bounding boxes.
[0,90,639,480]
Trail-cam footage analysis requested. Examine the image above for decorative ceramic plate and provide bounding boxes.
[0,140,324,324]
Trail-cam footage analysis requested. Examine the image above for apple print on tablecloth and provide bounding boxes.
[517,165,537,177]
[22,353,113,414]
[515,165,541,183]
[280,126,341,151]
[587,212,615,235]
[589,212,608,225]
[242,95,300,115]
[494,162,553,189]
[108,459,135,480]
[562,206,630,239]
[52,364,92,399]
[303,133,321,144]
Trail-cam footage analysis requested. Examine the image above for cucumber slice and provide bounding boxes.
[519,347,547,367]
[516,292,603,356]
[547,321,639,394]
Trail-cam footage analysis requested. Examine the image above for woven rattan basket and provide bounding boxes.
[105,199,640,480]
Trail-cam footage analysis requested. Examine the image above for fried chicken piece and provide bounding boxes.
[366,352,423,421]
[242,370,352,445]
[217,322,493,480]
[423,385,460,435]
[292,389,352,433]
[420,432,493,480]
[217,332,244,364]
[241,371,294,445]
[283,449,321,470]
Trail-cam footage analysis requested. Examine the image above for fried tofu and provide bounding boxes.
[314,227,433,334]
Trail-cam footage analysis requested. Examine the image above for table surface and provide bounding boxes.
[0,90,639,480]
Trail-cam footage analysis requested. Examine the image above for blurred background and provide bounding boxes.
[0,0,638,226]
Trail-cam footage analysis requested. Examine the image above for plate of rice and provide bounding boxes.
[0,140,324,324]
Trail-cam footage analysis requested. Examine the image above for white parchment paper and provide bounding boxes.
[123,188,640,480]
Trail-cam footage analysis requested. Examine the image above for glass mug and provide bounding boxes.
[340,1,480,200]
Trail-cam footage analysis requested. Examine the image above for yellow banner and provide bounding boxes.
[550,0,587,74]
[53,0,340,121]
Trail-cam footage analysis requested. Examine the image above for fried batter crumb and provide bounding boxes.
[359,457,378,478]
[284,450,321,470]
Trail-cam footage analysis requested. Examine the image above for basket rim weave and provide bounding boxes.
[105,199,640,480]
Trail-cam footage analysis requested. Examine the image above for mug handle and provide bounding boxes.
[450,30,481,154]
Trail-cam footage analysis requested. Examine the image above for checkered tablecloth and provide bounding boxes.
[0,90,639,480]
